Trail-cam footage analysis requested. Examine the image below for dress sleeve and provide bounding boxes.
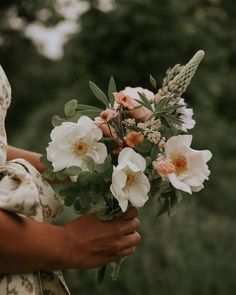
[0,66,41,218]
[0,65,11,166]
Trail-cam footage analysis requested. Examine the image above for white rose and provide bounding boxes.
[177,98,196,132]
[153,135,212,194]
[110,148,150,212]
[46,116,107,172]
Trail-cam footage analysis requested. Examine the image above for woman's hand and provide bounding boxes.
[0,207,141,273]
[62,207,141,269]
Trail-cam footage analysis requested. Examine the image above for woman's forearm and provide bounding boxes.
[0,208,141,273]
[7,145,45,173]
[0,210,66,273]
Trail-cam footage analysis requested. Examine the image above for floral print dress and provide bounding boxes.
[0,65,70,295]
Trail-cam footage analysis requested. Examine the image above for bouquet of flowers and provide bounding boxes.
[41,50,212,281]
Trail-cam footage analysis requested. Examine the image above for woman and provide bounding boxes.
[0,66,141,295]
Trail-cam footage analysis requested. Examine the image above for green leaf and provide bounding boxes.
[151,145,159,160]
[145,156,152,167]
[59,186,79,198]
[135,139,152,155]
[74,198,81,211]
[77,104,103,111]
[85,156,96,171]
[79,109,101,117]
[136,92,153,111]
[160,114,183,125]
[160,181,171,193]
[55,171,67,181]
[79,171,92,186]
[155,95,173,111]
[100,138,117,153]
[89,81,109,107]
[64,99,78,118]
[68,112,81,123]
[64,194,77,206]
[175,189,183,203]
[41,171,55,181]
[154,104,185,115]
[79,193,91,208]
[150,74,157,89]
[64,166,82,176]
[156,197,168,217]
[91,192,101,204]
[96,155,112,173]
[52,115,64,127]
[108,76,116,106]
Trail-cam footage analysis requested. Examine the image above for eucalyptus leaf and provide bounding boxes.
[108,76,116,106]
[89,81,109,107]
[64,99,78,118]
[67,112,81,123]
[64,166,82,176]
[52,115,64,127]
[85,156,96,171]
[77,104,103,111]
[41,171,55,181]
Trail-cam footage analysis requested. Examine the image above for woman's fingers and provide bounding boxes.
[117,232,142,251]
[121,207,139,220]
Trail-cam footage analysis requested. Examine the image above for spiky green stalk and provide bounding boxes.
[157,50,205,100]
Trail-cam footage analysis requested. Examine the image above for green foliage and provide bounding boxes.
[108,76,116,106]
[89,81,110,107]
[64,99,78,118]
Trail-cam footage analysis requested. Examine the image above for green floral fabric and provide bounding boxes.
[0,65,70,295]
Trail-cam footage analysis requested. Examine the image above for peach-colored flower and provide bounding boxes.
[154,160,176,175]
[100,108,117,122]
[124,131,144,148]
[121,87,155,121]
[95,117,117,138]
[113,91,135,110]
[129,107,152,121]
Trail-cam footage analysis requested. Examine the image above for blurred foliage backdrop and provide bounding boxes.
[1,0,236,294]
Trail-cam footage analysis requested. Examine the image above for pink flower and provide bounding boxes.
[113,91,135,110]
[95,117,117,138]
[124,131,144,148]
[100,108,117,122]
[121,87,155,121]
[154,160,176,175]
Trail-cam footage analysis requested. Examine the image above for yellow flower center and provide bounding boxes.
[73,139,90,156]
[125,171,136,187]
[171,155,188,175]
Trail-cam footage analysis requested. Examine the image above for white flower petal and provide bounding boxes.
[165,135,193,156]
[167,173,192,194]
[191,185,204,192]
[118,148,146,171]
[128,183,149,208]
[122,87,154,101]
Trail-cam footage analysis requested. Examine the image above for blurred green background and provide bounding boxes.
[1,0,236,294]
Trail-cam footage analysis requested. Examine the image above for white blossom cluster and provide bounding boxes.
[137,119,162,144]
